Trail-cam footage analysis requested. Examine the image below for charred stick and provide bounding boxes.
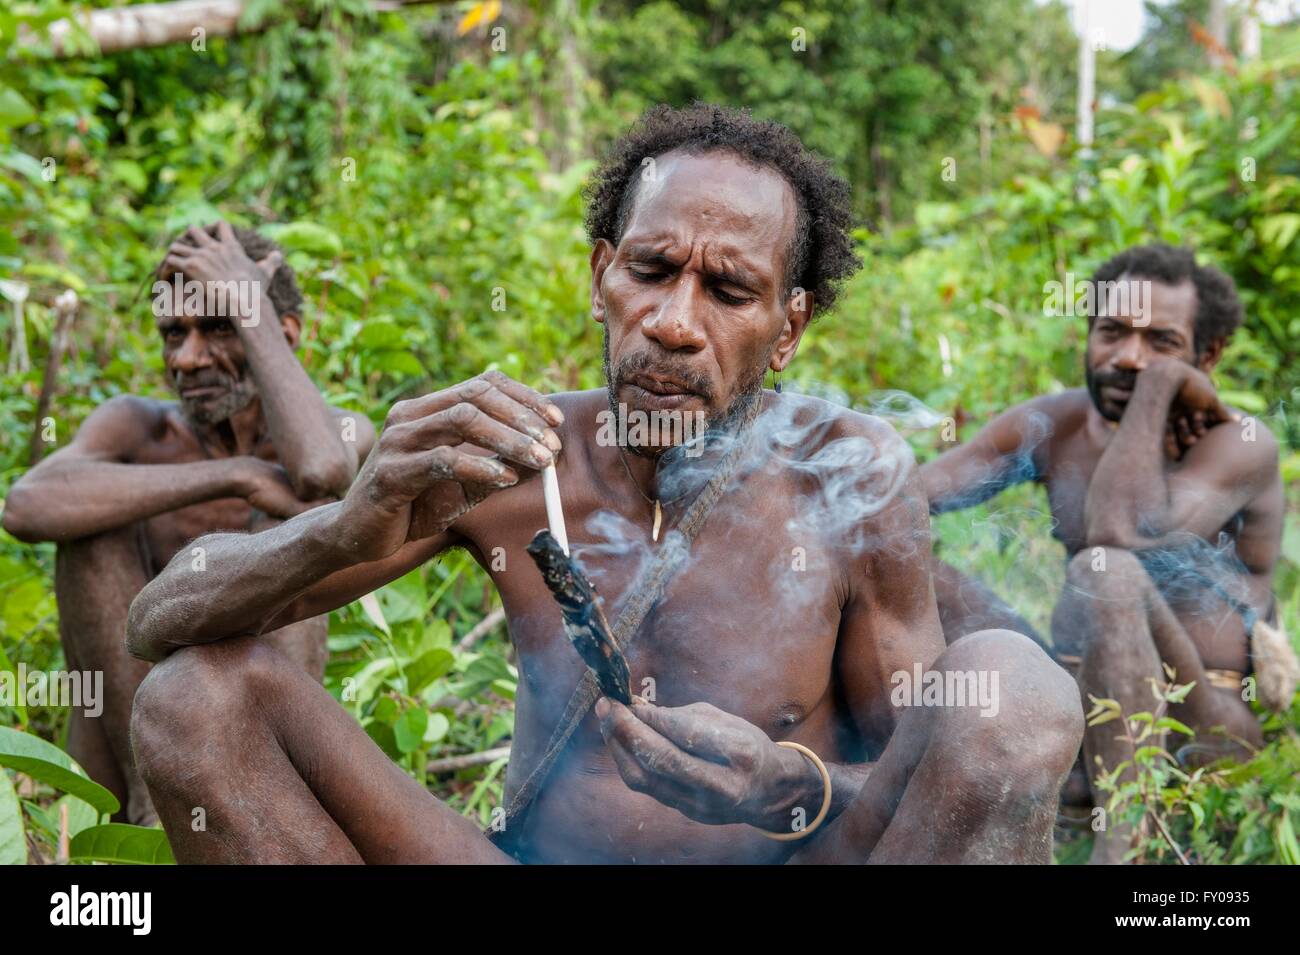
[526,529,632,704]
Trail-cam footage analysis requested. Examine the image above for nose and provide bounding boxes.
[171,330,213,374]
[1111,330,1147,371]
[640,279,706,352]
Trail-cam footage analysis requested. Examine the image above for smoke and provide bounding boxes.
[572,383,932,628]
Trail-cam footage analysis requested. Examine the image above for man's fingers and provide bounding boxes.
[458,381,559,448]
[629,701,735,763]
[215,220,238,245]
[254,249,284,276]
[479,370,564,426]
[390,374,562,432]
[186,225,215,247]
[416,446,518,488]
[600,700,716,786]
[405,403,554,472]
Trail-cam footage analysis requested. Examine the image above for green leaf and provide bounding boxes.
[0,771,26,865]
[0,728,119,817]
[423,711,450,744]
[0,87,36,128]
[378,569,426,625]
[364,720,399,760]
[394,706,429,754]
[69,824,175,865]
[406,648,455,694]
[108,159,147,194]
[260,221,342,258]
[1276,810,1300,865]
[1155,716,1195,737]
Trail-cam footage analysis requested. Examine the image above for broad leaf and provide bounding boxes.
[69,824,175,865]
[0,728,119,817]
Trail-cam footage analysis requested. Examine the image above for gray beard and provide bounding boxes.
[177,374,258,426]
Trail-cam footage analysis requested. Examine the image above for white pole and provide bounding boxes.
[1077,0,1095,149]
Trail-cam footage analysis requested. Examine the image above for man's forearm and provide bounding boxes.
[3,458,242,543]
[1084,369,1181,546]
[239,294,357,497]
[125,501,353,661]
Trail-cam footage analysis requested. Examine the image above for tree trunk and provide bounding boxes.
[38,1,247,57]
[27,0,453,58]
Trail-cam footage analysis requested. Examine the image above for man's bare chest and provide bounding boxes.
[131,432,278,573]
[477,494,847,735]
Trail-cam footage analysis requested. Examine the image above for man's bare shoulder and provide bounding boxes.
[767,391,915,466]
[77,395,177,443]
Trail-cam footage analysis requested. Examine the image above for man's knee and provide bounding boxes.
[131,638,276,782]
[936,629,1084,797]
[1065,546,1148,598]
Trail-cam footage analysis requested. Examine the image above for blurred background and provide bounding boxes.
[1,0,1298,864]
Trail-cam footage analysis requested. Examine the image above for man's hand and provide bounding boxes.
[231,458,320,519]
[595,698,818,831]
[160,221,280,295]
[336,371,563,562]
[1140,360,1238,457]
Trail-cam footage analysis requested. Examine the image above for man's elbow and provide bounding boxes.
[1,484,46,543]
[124,591,168,663]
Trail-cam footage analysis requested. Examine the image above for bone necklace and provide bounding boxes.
[616,445,687,542]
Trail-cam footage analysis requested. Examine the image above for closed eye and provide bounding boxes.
[711,287,750,306]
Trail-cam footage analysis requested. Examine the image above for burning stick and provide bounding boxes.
[526,529,632,704]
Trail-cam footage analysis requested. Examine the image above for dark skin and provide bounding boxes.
[2,222,375,824]
[126,153,1081,863]
[921,277,1282,863]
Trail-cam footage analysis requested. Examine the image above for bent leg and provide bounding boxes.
[131,636,512,864]
[1053,547,1262,864]
[54,525,154,824]
[793,629,1082,864]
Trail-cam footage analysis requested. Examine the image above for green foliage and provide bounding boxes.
[1078,677,1300,865]
[0,725,163,864]
[0,0,1295,864]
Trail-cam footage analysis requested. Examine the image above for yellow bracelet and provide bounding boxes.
[754,741,832,842]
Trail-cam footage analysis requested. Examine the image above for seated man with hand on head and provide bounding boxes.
[2,222,374,825]
[124,104,1082,865]
[921,243,1295,864]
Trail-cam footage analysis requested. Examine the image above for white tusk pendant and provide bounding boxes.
[652,499,662,542]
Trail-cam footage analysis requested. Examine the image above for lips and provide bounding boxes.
[179,384,226,399]
[627,372,694,397]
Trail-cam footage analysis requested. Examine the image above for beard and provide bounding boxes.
[174,369,258,426]
[602,326,766,456]
[1084,360,1137,423]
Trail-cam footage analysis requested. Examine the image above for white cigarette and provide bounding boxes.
[542,463,569,555]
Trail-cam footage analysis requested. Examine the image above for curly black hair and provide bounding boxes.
[584,103,861,313]
[160,224,304,320]
[1090,243,1242,354]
